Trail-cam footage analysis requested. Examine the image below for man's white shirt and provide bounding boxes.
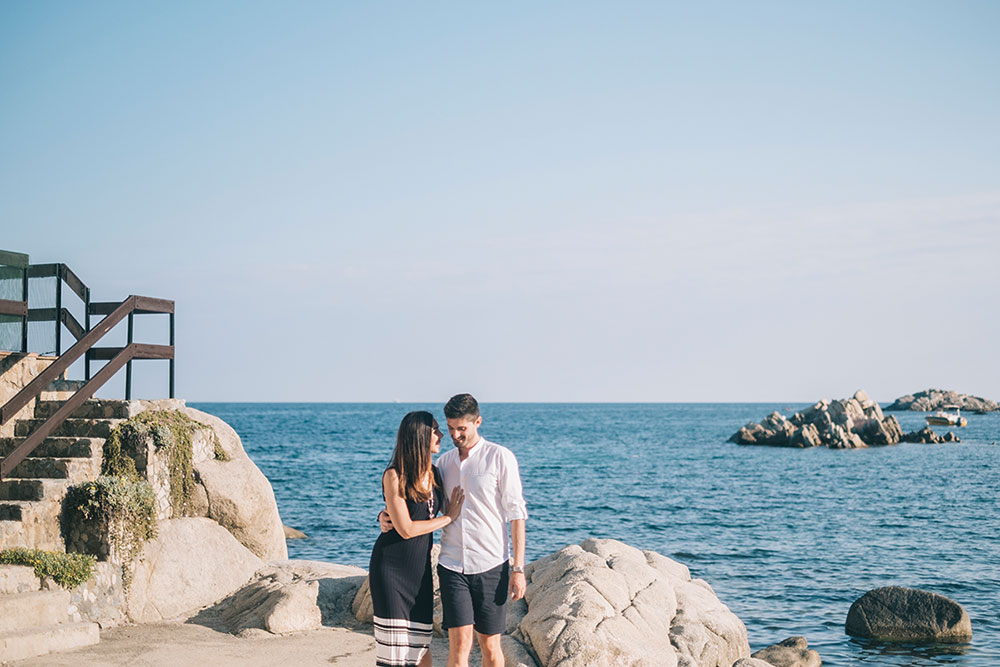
[437,437,527,575]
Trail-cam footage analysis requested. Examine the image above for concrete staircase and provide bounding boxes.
[0,564,100,661]
[0,394,128,553]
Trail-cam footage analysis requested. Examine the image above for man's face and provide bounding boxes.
[446,415,482,449]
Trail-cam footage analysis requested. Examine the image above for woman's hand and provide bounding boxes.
[445,486,465,522]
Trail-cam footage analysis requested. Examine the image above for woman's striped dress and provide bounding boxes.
[369,466,444,667]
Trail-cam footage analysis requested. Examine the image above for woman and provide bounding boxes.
[369,411,464,667]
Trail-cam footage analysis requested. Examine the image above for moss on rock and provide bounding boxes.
[102,409,218,516]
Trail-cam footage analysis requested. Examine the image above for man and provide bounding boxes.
[382,393,527,667]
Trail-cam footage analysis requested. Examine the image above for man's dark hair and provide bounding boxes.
[444,393,480,420]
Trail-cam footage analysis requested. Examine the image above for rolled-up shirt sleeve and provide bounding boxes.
[498,449,528,522]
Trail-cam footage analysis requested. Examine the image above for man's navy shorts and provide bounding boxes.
[438,562,509,635]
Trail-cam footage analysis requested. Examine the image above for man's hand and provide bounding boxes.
[378,509,393,533]
[510,571,526,601]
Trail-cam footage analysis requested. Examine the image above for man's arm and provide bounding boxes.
[509,518,526,600]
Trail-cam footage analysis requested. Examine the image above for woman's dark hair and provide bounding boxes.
[389,411,438,502]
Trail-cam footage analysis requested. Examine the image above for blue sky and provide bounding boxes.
[2,2,998,402]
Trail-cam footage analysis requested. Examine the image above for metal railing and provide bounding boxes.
[26,263,91,359]
[0,249,176,481]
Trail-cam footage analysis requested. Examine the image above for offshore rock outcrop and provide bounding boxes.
[886,389,998,413]
[845,586,972,641]
[900,426,961,444]
[730,390,904,449]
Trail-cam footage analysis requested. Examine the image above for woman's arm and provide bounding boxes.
[383,469,463,540]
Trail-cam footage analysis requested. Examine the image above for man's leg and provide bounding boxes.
[439,565,476,667]
[476,632,504,667]
[446,625,475,667]
[470,563,509,667]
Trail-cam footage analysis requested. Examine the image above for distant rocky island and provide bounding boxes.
[730,389,961,448]
[885,388,998,413]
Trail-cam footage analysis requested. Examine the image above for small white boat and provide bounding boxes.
[926,405,967,427]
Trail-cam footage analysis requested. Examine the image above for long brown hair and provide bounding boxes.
[388,411,438,502]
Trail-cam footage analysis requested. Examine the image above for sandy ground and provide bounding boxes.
[13,622,483,667]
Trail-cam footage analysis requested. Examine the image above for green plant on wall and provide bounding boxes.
[0,547,96,589]
[64,475,156,589]
[102,409,226,516]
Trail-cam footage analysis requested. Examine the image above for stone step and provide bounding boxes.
[0,589,71,633]
[0,479,71,502]
[0,565,40,595]
[0,621,100,662]
[0,497,66,552]
[33,399,132,420]
[38,379,87,403]
[0,437,102,459]
[15,418,122,439]
[4,456,100,481]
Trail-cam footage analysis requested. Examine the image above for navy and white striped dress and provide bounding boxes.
[369,466,444,667]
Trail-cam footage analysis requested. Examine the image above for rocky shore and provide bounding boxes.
[885,389,998,413]
[730,389,961,448]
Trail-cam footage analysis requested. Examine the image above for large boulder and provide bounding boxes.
[845,586,972,641]
[127,518,262,623]
[750,636,821,667]
[886,389,998,413]
[186,408,288,561]
[221,570,321,635]
[513,538,749,667]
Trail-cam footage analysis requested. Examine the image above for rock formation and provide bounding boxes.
[900,427,961,444]
[886,389,998,413]
[210,560,366,635]
[845,586,972,641]
[749,636,821,667]
[512,539,750,667]
[730,390,903,449]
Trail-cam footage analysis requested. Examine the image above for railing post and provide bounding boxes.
[55,265,63,356]
[20,265,28,353]
[125,311,134,400]
[169,311,175,399]
[84,286,91,381]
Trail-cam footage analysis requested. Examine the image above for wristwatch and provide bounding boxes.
[511,565,524,574]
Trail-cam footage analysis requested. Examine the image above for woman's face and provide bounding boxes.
[430,422,443,454]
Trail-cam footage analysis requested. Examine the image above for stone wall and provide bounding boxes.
[65,562,124,628]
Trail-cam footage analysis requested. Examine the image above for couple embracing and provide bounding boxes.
[369,393,528,667]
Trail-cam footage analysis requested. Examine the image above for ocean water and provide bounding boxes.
[191,402,1000,666]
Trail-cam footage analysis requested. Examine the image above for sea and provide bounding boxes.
[190,402,999,666]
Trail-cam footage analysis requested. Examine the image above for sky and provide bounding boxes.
[1,1,998,403]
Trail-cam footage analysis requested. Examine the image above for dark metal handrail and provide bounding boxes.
[0,295,175,480]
